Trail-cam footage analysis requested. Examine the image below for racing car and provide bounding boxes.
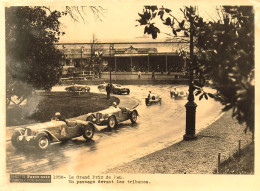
[11,115,96,150]
[145,93,162,106]
[86,102,138,129]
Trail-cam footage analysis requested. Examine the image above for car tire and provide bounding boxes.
[82,124,95,140]
[107,116,117,129]
[82,88,86,92]
[127,90,130,95]
[130,110,138,124]
[87,88,90,92]
[35,133,50,150]
[11,131,23,149]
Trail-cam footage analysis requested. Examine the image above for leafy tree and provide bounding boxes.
[137,6,255,136]
[6,6,64,106]
[196,6,254,135]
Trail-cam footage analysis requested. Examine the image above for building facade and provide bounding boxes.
[55,41,190,80]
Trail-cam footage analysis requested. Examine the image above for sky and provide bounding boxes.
[57,2,220,43]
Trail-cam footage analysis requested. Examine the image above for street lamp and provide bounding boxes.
[109,44,114,85]
[183,12,197,141]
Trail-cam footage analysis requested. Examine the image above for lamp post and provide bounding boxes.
[183,11,197,141]
[109,44,114,85]
[81,46,84,69]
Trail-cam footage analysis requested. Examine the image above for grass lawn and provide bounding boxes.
[216,142,254,174]
[6,92,119,126]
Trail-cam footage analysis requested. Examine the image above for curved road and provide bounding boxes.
[6,84,223,174]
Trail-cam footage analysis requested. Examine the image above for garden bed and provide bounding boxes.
[6,92,119,126]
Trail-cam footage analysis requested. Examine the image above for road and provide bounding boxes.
[6,84,223,174]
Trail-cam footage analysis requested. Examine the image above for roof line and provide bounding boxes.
[56,41,189,45]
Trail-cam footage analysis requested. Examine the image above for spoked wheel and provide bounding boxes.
[11,131,24,149]
[83,124,95,141]
[130,110,138,124]
[107,116,117,129]
[35,133,50,150]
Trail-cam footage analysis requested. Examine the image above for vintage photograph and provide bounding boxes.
[2,0,259,190]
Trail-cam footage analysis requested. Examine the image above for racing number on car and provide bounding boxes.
[60,126,67,136]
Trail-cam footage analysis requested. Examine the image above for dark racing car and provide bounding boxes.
[111,84,130,95]
[97,83,130,95]
[65,84,90,92]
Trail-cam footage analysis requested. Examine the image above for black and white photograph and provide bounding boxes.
[1,0,259,190]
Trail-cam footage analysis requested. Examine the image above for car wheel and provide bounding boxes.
[130,110,137,124]
[35,133,50,150]
[82,88,86,92]
[107,116,117,129]
[11,131,23,149]
[87,88,90,92]
[127,90,130,95]
[82,124,95,140]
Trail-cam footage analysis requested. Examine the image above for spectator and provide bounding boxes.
[147,91,151,99]
[152,70,155,80]
[106,83,111,99]
[138,71,141,79]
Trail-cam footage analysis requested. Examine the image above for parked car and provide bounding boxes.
[11,117,96,150]
[145,93,162,106]
[97,83,130,95]
[86,102,138,129]
[65,84,90,92]
[170,89,188,100]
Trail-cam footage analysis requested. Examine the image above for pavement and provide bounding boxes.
[106,109,253,174]
[5,95,139,141]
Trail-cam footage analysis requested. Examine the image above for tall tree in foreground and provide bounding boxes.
[136,6,255,137]
[6,6,64,106]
